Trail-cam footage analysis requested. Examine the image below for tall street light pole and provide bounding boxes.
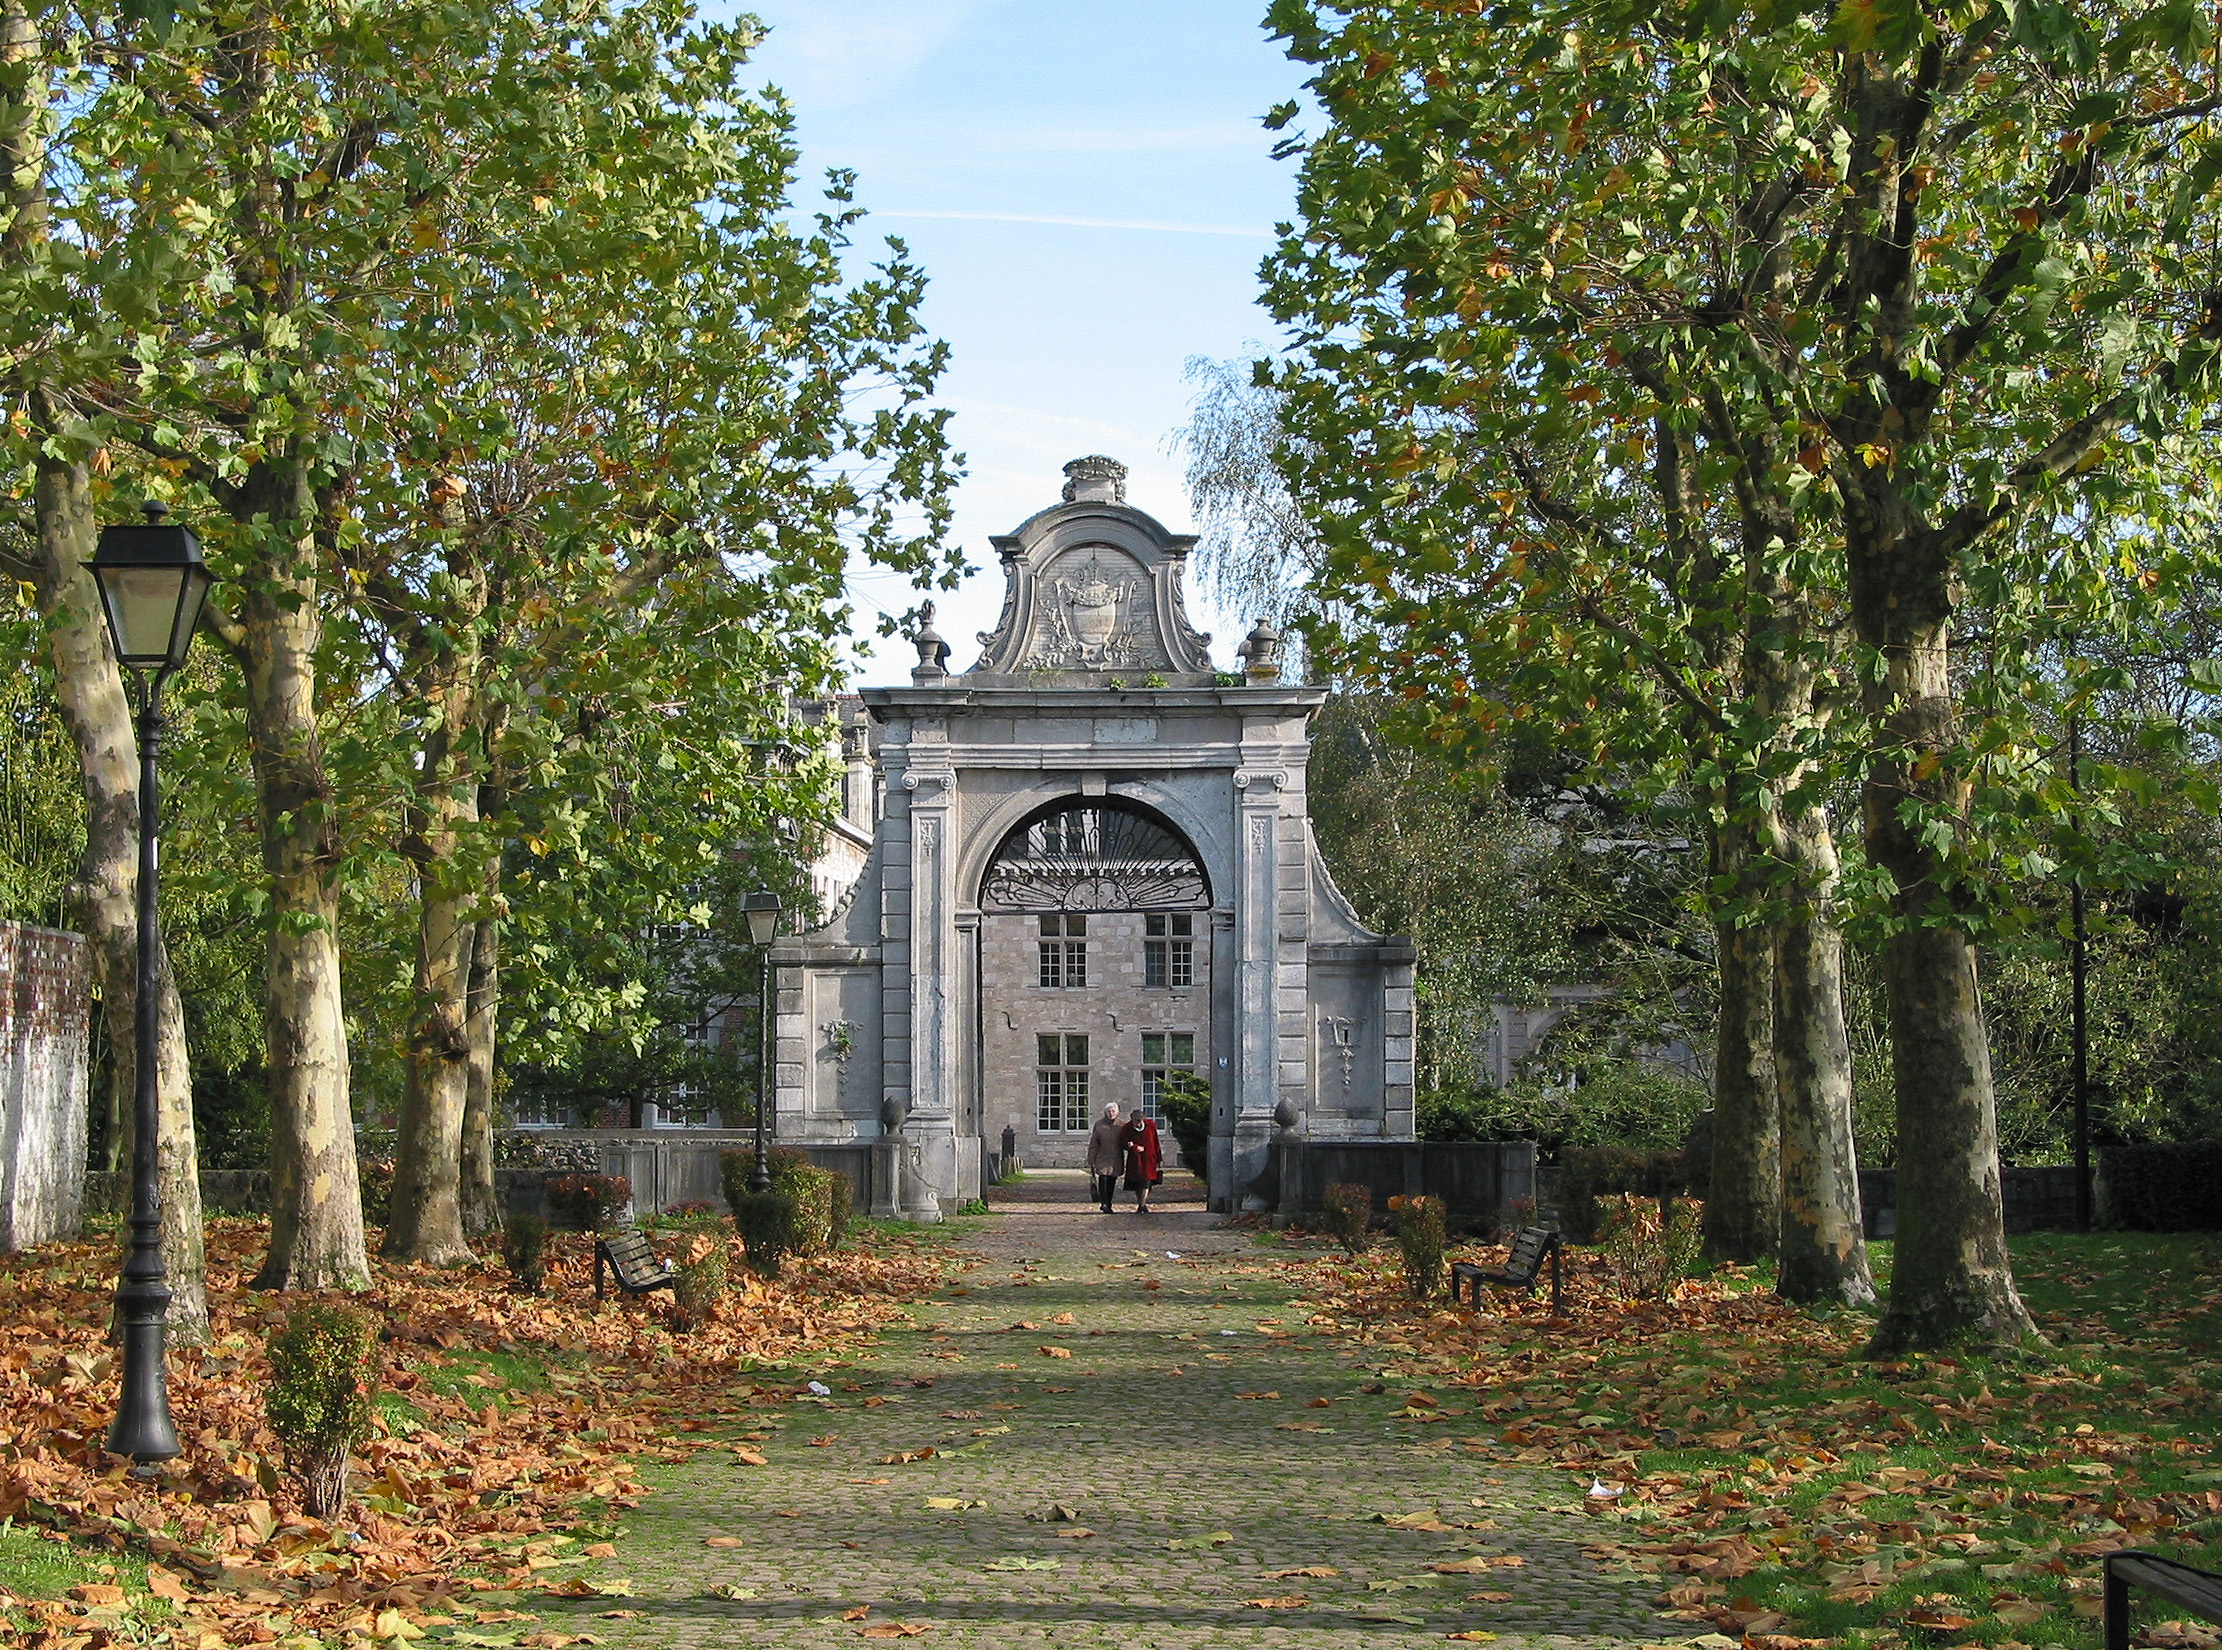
[88,502,212,1464]
[744,891,782,1194]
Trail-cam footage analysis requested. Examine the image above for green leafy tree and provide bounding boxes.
[1261,0,2222,1349]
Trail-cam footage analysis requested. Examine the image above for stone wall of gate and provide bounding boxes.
[0,922,91,1251]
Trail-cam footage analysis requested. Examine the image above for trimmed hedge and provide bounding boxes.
[2100,1141,2222,1231]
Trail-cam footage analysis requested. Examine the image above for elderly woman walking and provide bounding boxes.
[1085,1102,1124,1214]
[1121,1106,1163,1214]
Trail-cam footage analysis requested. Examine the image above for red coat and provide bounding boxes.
[1121,1117,1162,1186]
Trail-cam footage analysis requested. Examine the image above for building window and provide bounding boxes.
[511,1091,573,1129]
[659,1021,718,1127]
[1139,1032,1195,1123]
[1038,913,1088,986]
[1036,1033,1091,1131]
[1144,912,1194,988]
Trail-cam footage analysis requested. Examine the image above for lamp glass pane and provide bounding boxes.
[166,567,211,666]
[745,904,779,945]
[97,565,190,666]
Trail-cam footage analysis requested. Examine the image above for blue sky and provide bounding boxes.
[711,1,1309,684]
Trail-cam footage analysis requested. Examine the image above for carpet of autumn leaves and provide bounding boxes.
[0,1216,951,1649]
[1274,1229,2222,1650]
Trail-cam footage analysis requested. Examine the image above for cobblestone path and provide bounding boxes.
[551,1174,1685,1648]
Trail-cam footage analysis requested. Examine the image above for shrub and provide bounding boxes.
[1160,1072,1213,1187]
[2099,1141,2222,1230]
[1499,1192,1539,1237]
[1557,1145,1687,1242]
[545,1173,630,1232]
[501,1212,548,1295]
[775,1153,838,1253]
[718,1148,761,1214]
[266,1302,379,1519]
[1321,1182,1374,1255]
[721,1149,846,1252]
[1388,1193,1448,1299]
[731,1189,800,1278]
[1597,1193,1705,1300]
[673,1238,729,1329]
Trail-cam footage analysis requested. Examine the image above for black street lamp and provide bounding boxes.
[744,891,781,1194]
[88,501,212,1465]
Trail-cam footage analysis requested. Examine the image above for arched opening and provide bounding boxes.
[973,798,1209,1169]
[979,798,1211,913]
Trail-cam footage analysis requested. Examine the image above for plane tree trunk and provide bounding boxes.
[1701,818,1779,1264]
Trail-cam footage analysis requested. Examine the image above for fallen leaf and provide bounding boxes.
[1264,1566,1339,1579]
[1056,1527,1096,1539]
[704,1537,745,1549]
[1466,1590,1513,1602]
[1038,1346,1073,1358]
[1242,1595,1308,1609]
[146,1564,192,1602]
[857,1623,932,1638]
[1050,1312,1076,1324]
[983,1556,1060,1571]
[842,1606,871,1621]
[1445,1634,1499,1643]
[729,1448,768,1466]
[703,1585,758,1600]
[69,1585,127,1606]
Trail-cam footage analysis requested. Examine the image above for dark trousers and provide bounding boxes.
[1092,1173,1118,1209]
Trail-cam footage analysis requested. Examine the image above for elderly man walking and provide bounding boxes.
[1085,1102,1124,1214]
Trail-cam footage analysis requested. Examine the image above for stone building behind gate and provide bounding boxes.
[772,457,1415,1218]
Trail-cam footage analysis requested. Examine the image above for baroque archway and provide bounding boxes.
[978,800,1211,914]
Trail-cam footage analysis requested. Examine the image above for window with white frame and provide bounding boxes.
[1036,1033,1091,1132]
[658,1020,718,1127]
[1139,1031,1195,1123]
[1038,913,1088,986]
[1144,912,1194,988]
[510,1090,573,1128]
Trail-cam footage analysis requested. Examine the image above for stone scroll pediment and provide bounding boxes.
[964,456,1216,686]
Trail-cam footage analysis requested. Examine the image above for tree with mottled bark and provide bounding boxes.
[0,3,208,1337]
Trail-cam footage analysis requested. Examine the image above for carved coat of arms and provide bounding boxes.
[1023,549,1163,670]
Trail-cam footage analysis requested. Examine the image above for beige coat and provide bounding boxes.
[1085,1116,1124,1175]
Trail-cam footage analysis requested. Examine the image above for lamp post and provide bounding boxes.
[744,891,781,1194]
[88,502,212,1464]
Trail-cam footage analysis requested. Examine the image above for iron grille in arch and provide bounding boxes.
[979,805,1210,913]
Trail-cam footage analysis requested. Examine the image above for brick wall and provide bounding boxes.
[980,911,1208,1168]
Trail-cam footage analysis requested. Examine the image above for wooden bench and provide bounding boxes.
[1450,1227,1564,1315]
[2105,1549,2222,1650]
[594,1227,676,1302]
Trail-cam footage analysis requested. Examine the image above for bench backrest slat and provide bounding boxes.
[603,1230,666,1282]
[1504,1227,1552,1277]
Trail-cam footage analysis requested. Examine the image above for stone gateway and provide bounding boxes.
[772,458,1414,1217]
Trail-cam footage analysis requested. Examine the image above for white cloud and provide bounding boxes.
[736,0,987,109]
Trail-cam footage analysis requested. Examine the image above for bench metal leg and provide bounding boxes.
[2104,1564,2131,1650]
[594,1249,607,1303]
